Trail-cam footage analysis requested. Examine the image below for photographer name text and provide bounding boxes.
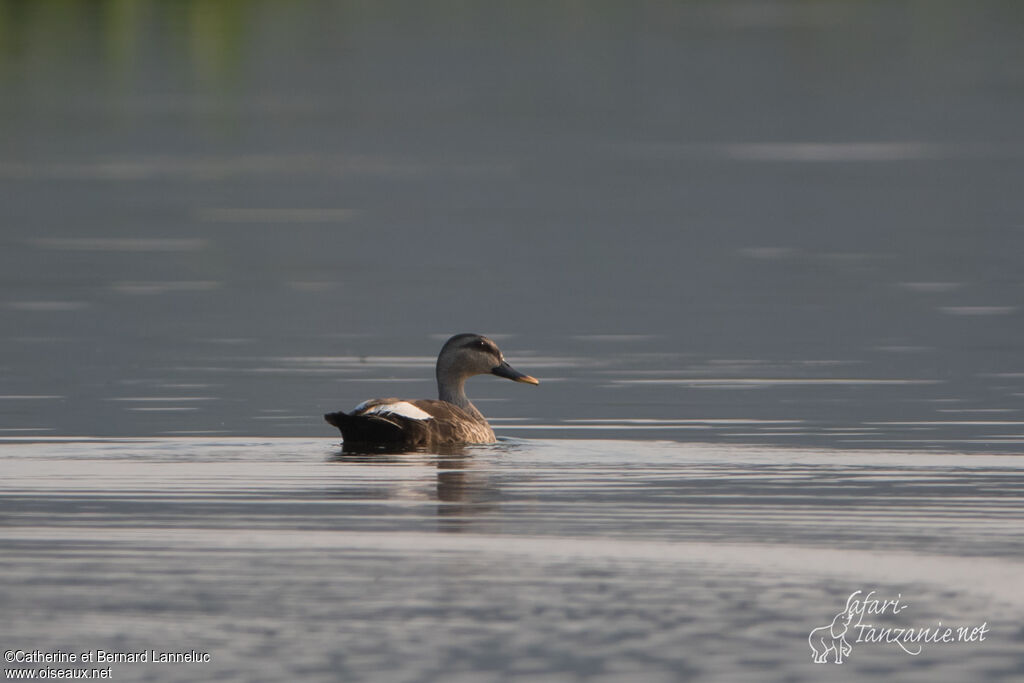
[5,650,210,665]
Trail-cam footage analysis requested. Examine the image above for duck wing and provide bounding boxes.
[325,398,493,449]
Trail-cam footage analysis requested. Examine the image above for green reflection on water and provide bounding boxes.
[0,0,250,88]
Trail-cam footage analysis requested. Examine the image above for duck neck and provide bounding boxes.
[437,369,486,422]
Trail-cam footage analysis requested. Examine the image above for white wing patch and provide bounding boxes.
[358,401,433,421]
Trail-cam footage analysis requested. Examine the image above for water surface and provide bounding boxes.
[2,437,1023,681]
[2,1,1024,680]
[1,0,1024,447]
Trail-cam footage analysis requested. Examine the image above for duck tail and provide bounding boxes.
[324,410,408,449]
[324,410,350,430]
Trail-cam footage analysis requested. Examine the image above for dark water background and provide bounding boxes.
[2,2,1024,681]
[1,0,1024,447]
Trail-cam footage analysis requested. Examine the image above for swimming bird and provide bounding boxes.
[324,333,539,450]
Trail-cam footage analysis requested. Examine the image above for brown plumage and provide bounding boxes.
[325,333,538,451]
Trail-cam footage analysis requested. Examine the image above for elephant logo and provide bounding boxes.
[808,591,860,664]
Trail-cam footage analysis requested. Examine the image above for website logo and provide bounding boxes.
[809,590,989,664]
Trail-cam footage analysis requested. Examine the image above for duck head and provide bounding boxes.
[437,333,539,386]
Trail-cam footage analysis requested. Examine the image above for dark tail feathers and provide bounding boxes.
[324,410,408,448]
[324,411,349,429]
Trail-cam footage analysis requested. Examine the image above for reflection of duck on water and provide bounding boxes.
[325,333,538,451]
[435,452,502,523]
[326,448,502,523]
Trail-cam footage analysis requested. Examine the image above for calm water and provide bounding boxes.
[2,437,1023,681]
[2,1,1024,680]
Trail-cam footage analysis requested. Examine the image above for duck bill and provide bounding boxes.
[492,361,539,385]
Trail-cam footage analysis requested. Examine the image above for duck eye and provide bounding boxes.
[469,339,498,355]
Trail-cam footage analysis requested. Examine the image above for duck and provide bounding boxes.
[325,333,539,450]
